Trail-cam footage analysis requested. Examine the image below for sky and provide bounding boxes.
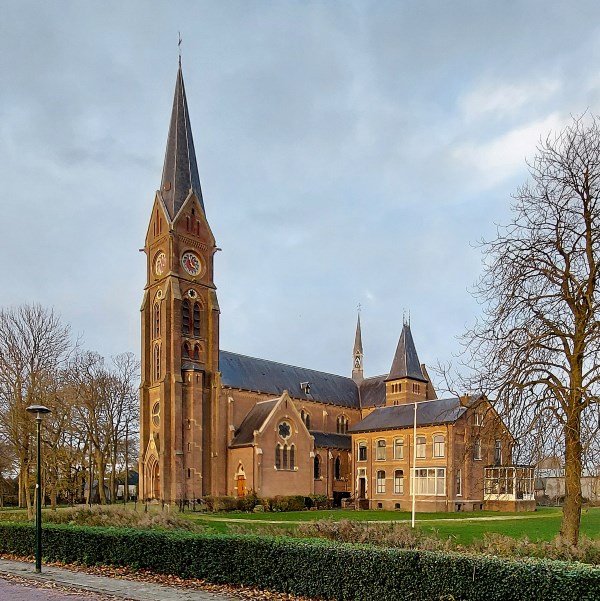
[2,1,600,384]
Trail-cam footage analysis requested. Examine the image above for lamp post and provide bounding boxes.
[26,404,51,573]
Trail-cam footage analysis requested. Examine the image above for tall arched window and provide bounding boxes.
[394,470,404,494]
[193,344,200,361]
[289,445,295,470]
[376,470,386,494]
[182,300,190,335]
[153,303,160,338]
[183,342,191,358]
[314,455,321,479]
[153,343,161,381]
[275,444,282,470]
[193,303,201,337]
[376,439,387,460]
[334,456,341,480]
[282,444,289,470]
[305,413,310,429]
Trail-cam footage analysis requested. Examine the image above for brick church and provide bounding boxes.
[138,64,535,512]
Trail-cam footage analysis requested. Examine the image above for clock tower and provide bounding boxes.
[139,62,222,503]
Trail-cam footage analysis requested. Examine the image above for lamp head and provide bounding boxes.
[26,405,51,418]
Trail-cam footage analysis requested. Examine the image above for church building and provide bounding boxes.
[138,64,535,512]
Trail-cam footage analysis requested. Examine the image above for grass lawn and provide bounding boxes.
[180,506,600,544]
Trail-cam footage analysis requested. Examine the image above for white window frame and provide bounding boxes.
[413,467,446,496]
[416,436,426,459]
[358,442,367,462]
[376,439,387,461]
[433,434,445,458]
[394,437,404,460]
[376,470,386,494]
[394,469,404,494]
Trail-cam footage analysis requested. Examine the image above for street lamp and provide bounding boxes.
[26,404,51,573]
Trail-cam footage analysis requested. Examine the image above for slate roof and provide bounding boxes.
[230,398,279,447]
[387,324,427,382]
[349,397,466,433]
[358,375,387,408]
[311,431,352,450]
[160,63,204,219]
[219,350,360,408]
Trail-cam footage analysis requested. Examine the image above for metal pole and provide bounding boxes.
[411,401,417,529]
[26,404,50,574]
[35,414,42,572]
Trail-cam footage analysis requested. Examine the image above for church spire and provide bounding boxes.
[386,322,427,382]
[160,62,204,219]
[352,313,364,383]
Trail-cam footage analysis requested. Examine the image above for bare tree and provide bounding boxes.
[0,304,73,515]
[463,115,600,545]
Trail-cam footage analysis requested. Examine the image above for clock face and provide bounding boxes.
[154,252,167,277]
[181,251,202,276]
[278,421,291,439]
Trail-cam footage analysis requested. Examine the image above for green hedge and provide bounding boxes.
[0,522,599,600]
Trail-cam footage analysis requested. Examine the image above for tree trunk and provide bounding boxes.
[560,412,582,545]
[95,452,107,504]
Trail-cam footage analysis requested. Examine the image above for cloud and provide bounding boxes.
[451,113,568,189]
[459,78,562,120]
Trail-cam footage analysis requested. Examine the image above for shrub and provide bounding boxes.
[297,519,451,551]
[201,496,238,512]
[41,505,203,532]
[0,522,598,601]
[268,495,305,512]
[309,494,332,509]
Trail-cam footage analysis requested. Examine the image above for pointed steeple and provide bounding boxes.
[386,323,427,382]
[160,61,204,219]
[352,313,364,383]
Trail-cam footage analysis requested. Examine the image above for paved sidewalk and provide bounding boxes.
[0,559,239,601]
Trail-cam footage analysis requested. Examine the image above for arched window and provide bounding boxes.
[376,439,386,461]
[186,215,191,231]
[289,444,295,470]
[305,413,310,429]
[193,303,201,337]
[358,442,367,461]
[314,455,321,479]
[433,435,445,458]
[153,303,160,338]
[275,444,281,470]
[193,344,200,361]
[394,438,404,460]
[182,300,190,335]
[337,415,348,434]
[376,470,386,494]
[183,342,191,358]
[416,436,426,459]
[394,469,404,494]
[282,444,289,470]
[153,343,161,381]
[334,456,341,480]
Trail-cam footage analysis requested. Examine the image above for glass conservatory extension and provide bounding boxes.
[484,465,535,501]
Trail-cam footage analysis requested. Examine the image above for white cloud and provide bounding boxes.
[459,79,561,120]
[451,113,568,188]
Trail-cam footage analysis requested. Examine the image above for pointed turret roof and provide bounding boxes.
[353,314,363,356]
[386,323,427,382]
[160,61,204,219]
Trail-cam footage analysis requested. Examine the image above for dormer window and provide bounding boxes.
[300,382,311,395]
